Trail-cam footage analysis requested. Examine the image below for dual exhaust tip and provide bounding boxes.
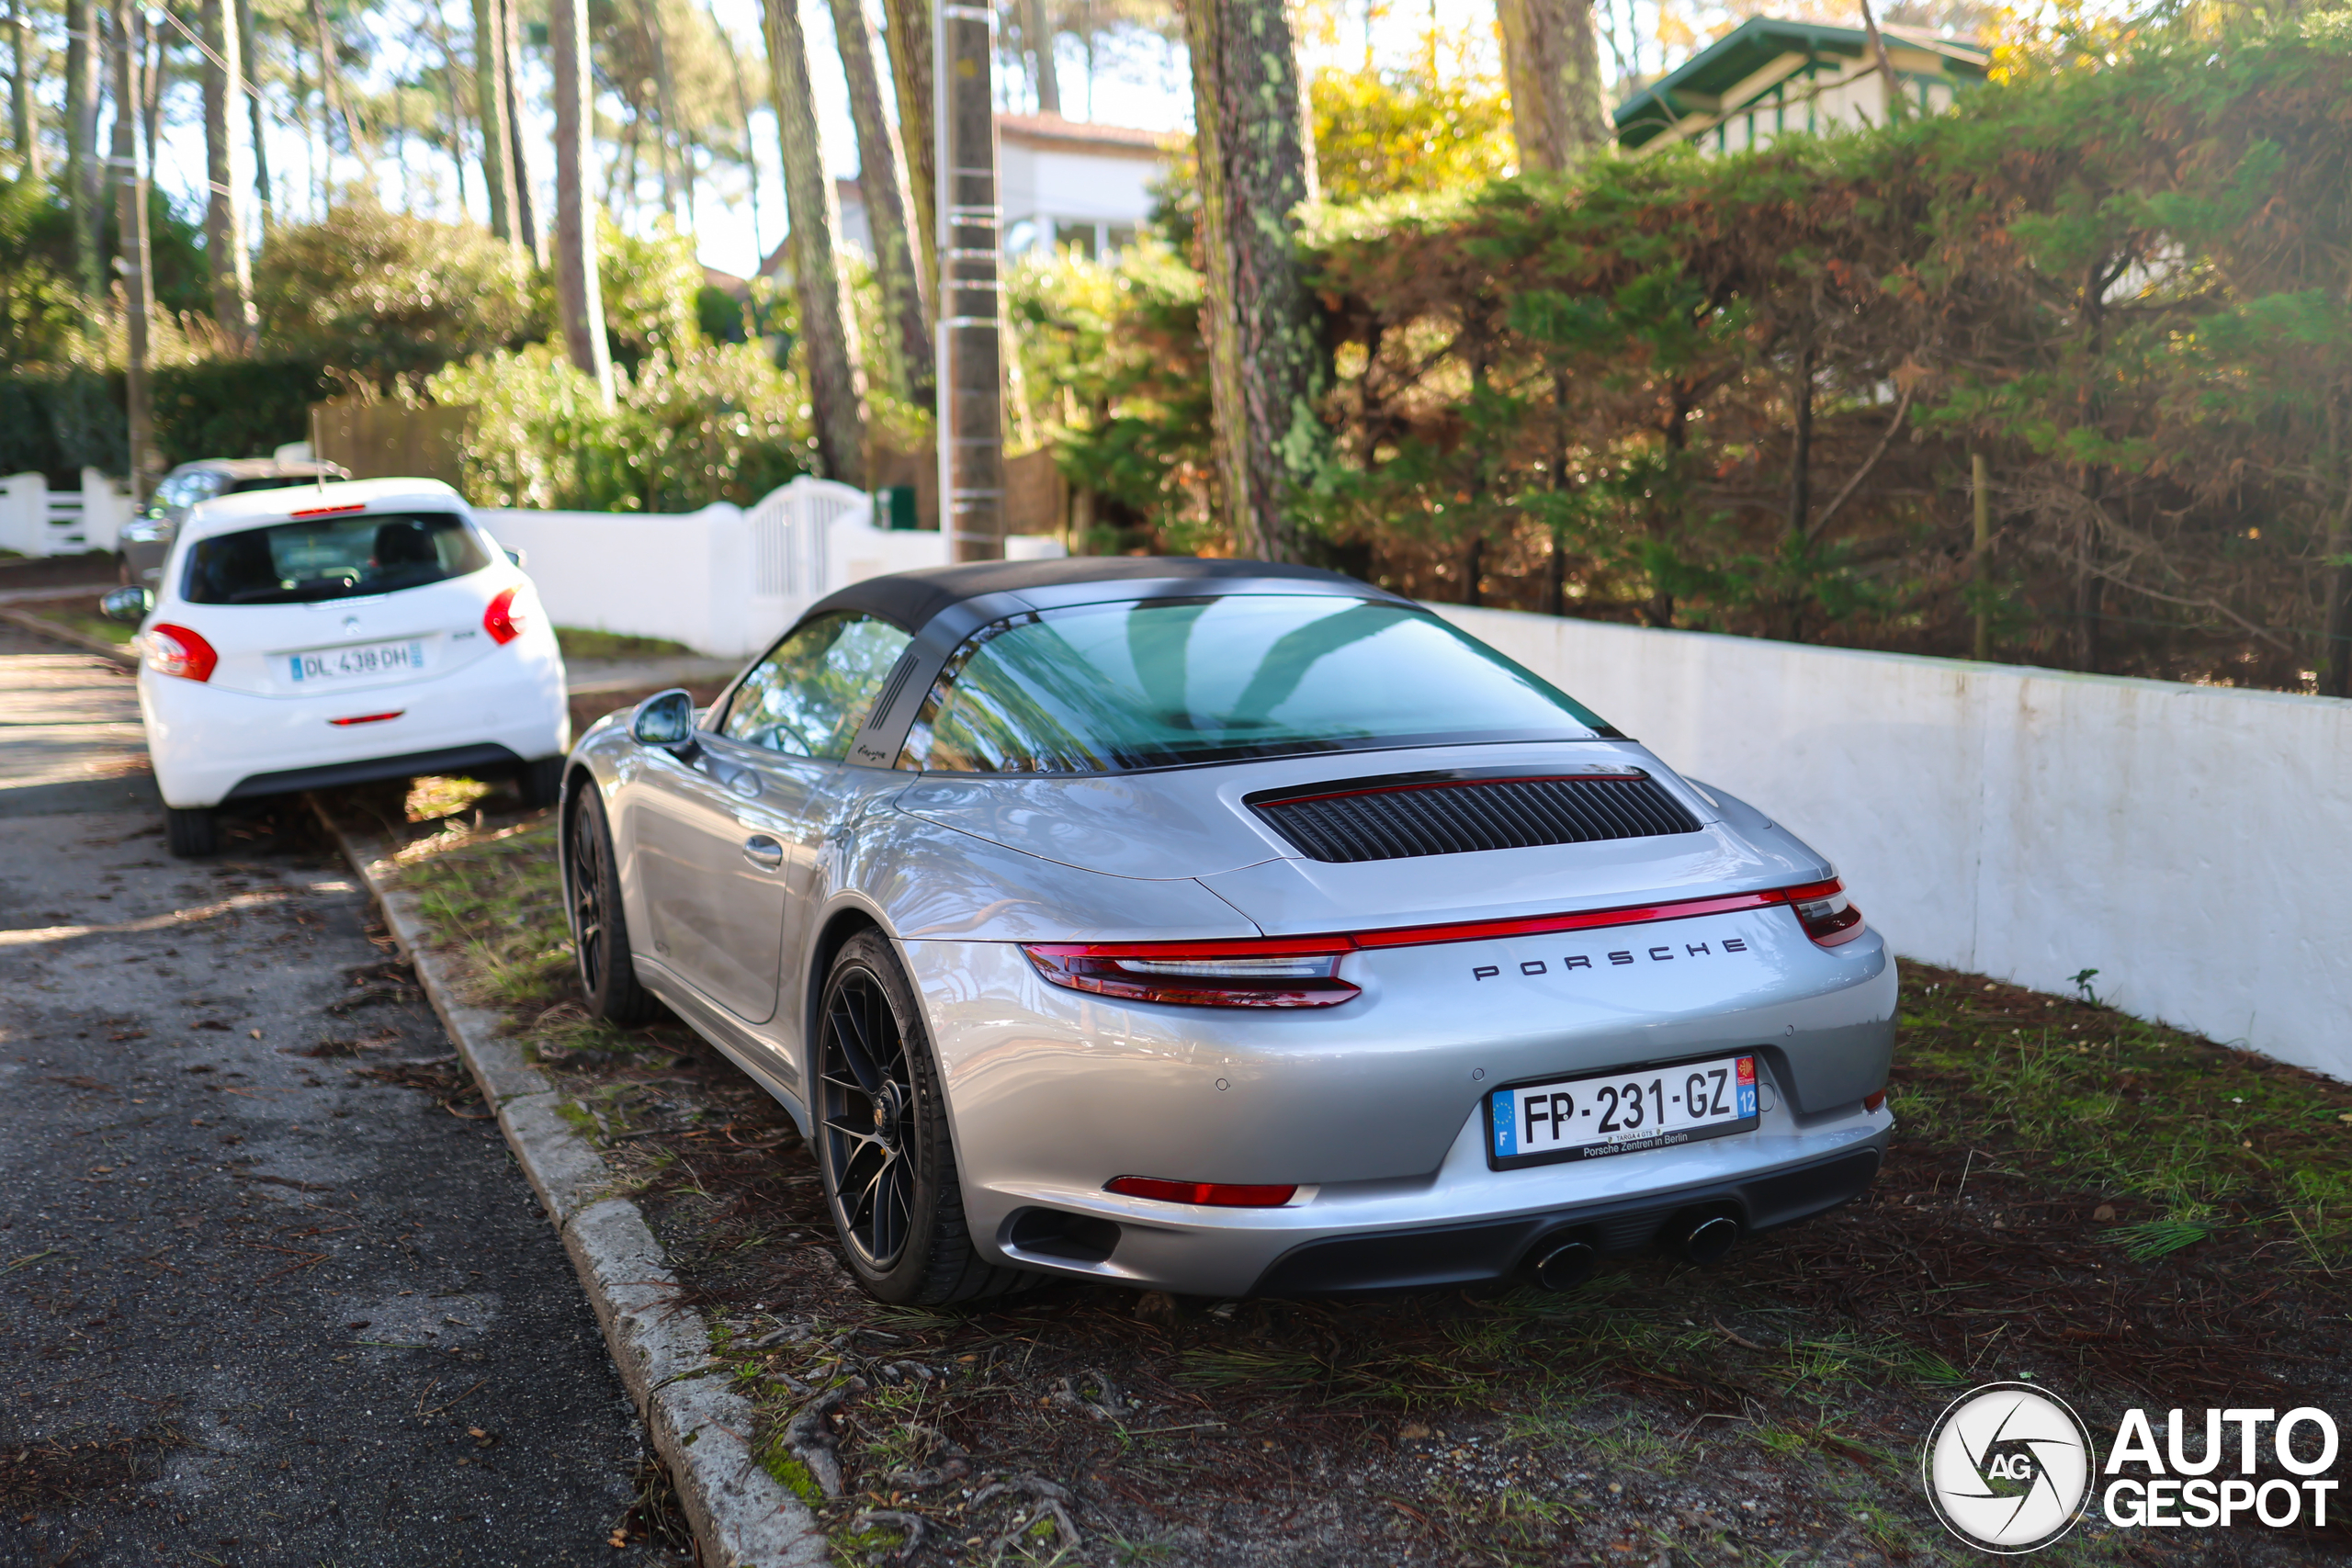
[1529,1211,1742,1292]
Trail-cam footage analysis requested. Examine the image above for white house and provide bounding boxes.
[818,112,1170,265]
[1614,17,1989,156]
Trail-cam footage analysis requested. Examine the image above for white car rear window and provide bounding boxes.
[184,512,492,604]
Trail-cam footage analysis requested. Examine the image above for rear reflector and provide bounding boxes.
[1863,1089,1887,1113]
[1106,1177,1297,1208]
[483,585,524,646]
[142,623,218,682]
[289,502,368,517]
[328,711,404,727]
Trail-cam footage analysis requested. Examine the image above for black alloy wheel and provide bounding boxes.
[820,963,919,1272]
[567,787,655,1023]
[813,931,1030,1304]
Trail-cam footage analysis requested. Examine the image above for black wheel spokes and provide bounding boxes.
[821,969,917,1270]
[570,811,605,989]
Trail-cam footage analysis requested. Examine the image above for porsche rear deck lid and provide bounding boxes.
[806,556,1395,636]
[1247,765,1703,863]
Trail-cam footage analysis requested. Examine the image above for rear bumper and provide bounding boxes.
[139,652,566,808]
[1249,1138,1885,1295]
[220,743,528,802]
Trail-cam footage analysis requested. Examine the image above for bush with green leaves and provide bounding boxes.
[254,200,536,389]
[428,341,813,513]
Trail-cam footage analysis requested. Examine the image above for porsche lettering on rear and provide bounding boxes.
[1473,935,1753,980]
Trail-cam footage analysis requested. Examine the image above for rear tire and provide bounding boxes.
[515,756,564,809]
[164,807,217,858]
[565,786,658,1024]
[816,931,1033,1305]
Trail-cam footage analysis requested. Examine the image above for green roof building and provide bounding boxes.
[1613,17,1989,154]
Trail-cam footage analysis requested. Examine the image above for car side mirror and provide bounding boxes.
[630,688,695,750]
[101,586,154,623]
[504,547,526,568]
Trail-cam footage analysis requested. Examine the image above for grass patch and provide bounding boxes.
[556,626,695,661]
[13,594,134,646]
[1893,964,2352,1264]
[398,820,572,1013]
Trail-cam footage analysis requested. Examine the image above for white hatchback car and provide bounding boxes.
[111,478,569,856]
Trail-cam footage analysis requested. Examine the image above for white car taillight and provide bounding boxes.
[483,585,525,646]
[144,623,219,682]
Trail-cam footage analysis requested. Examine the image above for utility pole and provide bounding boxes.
[109,0,153,502]
[936,2,1002,561]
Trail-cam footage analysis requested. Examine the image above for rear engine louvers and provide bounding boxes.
[1249,770,1702,863]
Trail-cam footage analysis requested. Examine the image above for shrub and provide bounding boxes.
[254,201,535,388]
[428,341,812,513]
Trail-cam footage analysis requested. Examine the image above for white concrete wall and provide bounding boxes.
[1441,606,2352,1084]
[473,478,1068,660]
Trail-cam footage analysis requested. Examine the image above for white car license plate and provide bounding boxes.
[1487,1053,1758,1170]
[287,639,426,684]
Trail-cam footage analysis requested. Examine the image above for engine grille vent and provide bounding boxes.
[1250,773,1702,864]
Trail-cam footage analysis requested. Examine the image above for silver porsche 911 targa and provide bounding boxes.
[558,558,1894,1304]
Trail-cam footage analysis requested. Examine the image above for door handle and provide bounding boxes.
[741,835,784,871]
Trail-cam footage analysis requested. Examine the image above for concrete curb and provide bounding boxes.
[311,797,830,1568]
[0,605,138,666]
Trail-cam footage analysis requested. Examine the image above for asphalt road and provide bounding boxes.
[0,626,670,1567]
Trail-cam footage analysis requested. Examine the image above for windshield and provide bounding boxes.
[183,512,493,605]
[899,594,1616,773]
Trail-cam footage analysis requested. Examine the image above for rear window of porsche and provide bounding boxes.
[899,594,1617,773]
[183,512,492,604]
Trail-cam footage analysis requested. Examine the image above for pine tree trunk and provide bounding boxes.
[762,0,865,486]
[1182,0,1326,562]
[109,0,153,499]
[471,0,516,242]
[200,0,256,347]
[308,0,345,209]
[141,11,163,164]
[502,0,538,254]
[550,0,615,402]
[876,0,933,298]
[9,0,40,179]
[236,0,271,231]
[1023,0,1058,116]
[715,1,764,254]
[827,0,932,401]
[66,0,102,297]
[1495,0,1609,173]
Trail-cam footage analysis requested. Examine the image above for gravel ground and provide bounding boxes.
[0,626,684,1567]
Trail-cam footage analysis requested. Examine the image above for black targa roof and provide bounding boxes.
[802,556,1396,636]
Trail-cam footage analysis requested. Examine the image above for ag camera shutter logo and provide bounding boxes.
[1922,1382,2096,1553]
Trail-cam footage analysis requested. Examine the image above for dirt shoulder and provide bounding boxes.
[367,792,2352,1567]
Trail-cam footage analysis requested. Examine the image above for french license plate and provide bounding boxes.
[1487,1053,1758,1170]
[288,639,426,684]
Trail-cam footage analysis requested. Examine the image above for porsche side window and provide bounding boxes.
[720,613,913,760]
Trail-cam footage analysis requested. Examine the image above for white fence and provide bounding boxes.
[1442,607,2352,1085]
[477,477,1063,660]
[0,470,139,557]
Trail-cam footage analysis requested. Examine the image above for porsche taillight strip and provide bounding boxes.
[1027,880,1855,964]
